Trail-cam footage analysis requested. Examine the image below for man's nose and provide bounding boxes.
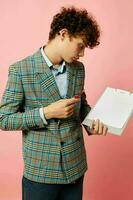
[79,49,85,57]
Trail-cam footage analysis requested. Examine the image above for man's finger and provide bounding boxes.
[98,122,103,134]
[90,120,95,130]
[103,125,108,136]
[93,119,99,134]
[66,98,80,106]
[66,104,74,110]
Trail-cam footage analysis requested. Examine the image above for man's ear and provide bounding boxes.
[59,29,69,40]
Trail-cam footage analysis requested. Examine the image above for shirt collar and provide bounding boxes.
[40,46,65,73]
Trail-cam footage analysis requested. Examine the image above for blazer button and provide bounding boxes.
[57,120,61,126]
[77,136,80,141]
[61,141,65,146]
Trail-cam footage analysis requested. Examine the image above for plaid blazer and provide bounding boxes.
[0,47,91,184]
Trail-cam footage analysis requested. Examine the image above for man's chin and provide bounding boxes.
[67,58,75,63]
[68,60,73,63]
[64,57,77,63]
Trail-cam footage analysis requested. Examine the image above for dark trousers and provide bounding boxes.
[22,175,84,200]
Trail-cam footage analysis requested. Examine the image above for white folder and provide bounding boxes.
[82,87,133,136]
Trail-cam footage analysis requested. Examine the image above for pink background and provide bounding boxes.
[0,0,133,200]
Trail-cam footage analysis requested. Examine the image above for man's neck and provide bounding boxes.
[43,41,63,66]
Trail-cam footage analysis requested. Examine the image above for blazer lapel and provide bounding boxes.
[33,48,61,102]
[65,62,77,99]
[33,48,77,102]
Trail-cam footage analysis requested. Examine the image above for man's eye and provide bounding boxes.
[79,45,84,50]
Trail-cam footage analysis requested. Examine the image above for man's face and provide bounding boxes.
[60,33,86,63]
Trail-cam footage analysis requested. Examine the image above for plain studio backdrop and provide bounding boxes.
[0,1,133,200]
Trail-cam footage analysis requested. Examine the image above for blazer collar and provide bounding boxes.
[33,47,77,101]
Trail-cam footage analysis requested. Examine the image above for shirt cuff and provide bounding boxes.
[39,107,48,125]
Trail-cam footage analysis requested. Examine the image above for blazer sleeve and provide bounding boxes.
[79,62,92,136]
[0,65,47,131]
[80,91,93,135]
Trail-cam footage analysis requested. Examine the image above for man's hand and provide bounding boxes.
[89,119,108,136]
[43,97,80,119]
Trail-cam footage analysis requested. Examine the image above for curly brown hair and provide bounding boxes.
[49,6,100,49]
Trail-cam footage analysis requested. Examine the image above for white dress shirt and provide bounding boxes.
[39,46,68,124]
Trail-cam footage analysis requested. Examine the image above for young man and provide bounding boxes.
[0,6,108,200]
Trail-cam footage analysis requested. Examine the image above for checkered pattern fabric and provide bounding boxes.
[0,47,91,184]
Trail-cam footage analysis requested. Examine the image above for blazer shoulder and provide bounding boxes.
[71,61,85,77]
[9,49,40,75]
[73,60,85,70]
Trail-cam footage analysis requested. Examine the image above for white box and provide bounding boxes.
[82,87,133,136]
